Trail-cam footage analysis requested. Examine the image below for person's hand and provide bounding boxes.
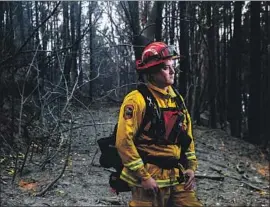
[141,176,159,194]
[183,169,195,190]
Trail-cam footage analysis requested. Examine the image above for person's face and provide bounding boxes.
[151,59,175,88]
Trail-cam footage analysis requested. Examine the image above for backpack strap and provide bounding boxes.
[135,84,166,142]
[137,84,160,119]
[172,87,192,166]
[172,87,185,111]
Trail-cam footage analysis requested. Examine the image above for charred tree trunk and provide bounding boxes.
[169,2,176,45]
[229,1,243,138]
[0,2,5,109]
[78,2,83,88]
[128,1,140,36]
[164,2,169,44]
[219,2,229,129]
[6,2,15,144]
[178,1,188,99]
[142,1,164,41]
[17,2,25,45]
[155,1,164,41]
[63,2,71,85]
[89,2,93,101]
[39,2,48,92]
[215,4,221,127]
[261,2,269,146]
[247,1,261,144]
[188,3,197,119]
[53,5,60,83]
[70,2,78,87]
[206,3,217,128]
[34,2,40,46]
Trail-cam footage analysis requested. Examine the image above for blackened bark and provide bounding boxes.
[206,3,217,128]
[247,1,261,144]
[229,1,243,137]
[219,2,229,128]
[178,1,188,98]
[155,1,163,41]
[169,2,176,45]
[63,2,71,85]
[164,2,169,44]
[17,2,25,44]
[77,2,83,88]
[89,2,93,101]
[261,2,270,146]
[70,2,78,87]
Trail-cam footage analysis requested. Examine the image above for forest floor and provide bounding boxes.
[1,103,269,207]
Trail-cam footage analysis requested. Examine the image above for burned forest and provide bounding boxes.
[0,1,269,206]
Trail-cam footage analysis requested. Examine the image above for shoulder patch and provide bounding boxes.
[123,105,134,120]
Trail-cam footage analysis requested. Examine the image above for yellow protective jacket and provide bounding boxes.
[115,83,197,188]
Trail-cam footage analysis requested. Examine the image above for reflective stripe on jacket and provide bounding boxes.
[115,83,198,188]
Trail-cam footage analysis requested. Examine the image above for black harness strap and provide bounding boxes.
[171,88,192,151]
[167,112,185,143]
[136,84,165,141]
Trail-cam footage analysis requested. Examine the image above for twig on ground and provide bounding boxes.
[241,181,266,192]
[12,152,19,184]
[35,141,70,197]
[90,148,99,166]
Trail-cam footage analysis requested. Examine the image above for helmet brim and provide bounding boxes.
[136,55,185,71]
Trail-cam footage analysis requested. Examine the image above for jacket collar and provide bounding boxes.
[147,82,177,98]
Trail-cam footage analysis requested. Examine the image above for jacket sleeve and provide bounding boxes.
[184,109,198,172]
[115,93,151,181]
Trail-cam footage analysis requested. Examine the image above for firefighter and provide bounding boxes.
[115,41,203,207]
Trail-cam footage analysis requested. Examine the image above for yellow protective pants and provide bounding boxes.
[129,184,203,207]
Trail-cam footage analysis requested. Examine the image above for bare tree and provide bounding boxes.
[62,1,71,85]
[178,1,188,98]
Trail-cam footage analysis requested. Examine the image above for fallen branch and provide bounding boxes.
[242,181,266,192]
[0,179,7,185]
[35,119,73,196]
[209,166,242,181]
[195,173,224,181]
[91,148,99,166]
[36,155,68,196]
[209,166,223,174]
[88,148,99,174]
[35,142,70,197]
[96,196,121,205]
[209,166,268,191]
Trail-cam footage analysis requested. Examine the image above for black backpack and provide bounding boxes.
[97,84,188,194]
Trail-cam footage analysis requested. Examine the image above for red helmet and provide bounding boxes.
[136,42,183,71]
